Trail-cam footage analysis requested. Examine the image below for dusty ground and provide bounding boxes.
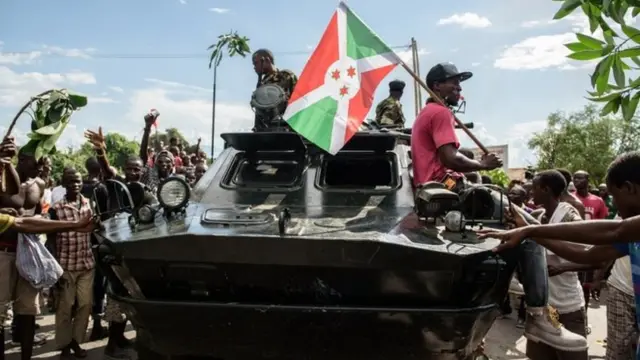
[4,294,608,360]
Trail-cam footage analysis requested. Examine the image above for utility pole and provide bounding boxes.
[210,63,218,159]
[410,37,423,117]
[411,38,419,118]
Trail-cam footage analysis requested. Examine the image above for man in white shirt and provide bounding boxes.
[521,171,589,360]
[605,215,637,360]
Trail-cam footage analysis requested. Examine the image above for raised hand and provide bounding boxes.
[144,109,159,126]
[84,127,106,150]
[0,136,17,159]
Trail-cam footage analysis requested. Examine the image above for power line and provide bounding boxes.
[0,45,411,59]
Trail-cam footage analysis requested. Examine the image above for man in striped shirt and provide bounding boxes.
[0,212,94,360]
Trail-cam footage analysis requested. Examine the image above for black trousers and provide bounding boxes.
[92,267,106,316]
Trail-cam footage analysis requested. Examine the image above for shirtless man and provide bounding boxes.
[0,142,48,360]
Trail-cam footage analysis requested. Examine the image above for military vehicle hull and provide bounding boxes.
[96,132,516,360]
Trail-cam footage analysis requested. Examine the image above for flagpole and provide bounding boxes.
[398,60,489,154]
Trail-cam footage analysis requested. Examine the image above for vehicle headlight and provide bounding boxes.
[136,205,155,223]
[157,177,190,210]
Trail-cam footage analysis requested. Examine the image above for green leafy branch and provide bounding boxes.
[13,89,88,160]
[554,0,640,121]
[207,30,251,68]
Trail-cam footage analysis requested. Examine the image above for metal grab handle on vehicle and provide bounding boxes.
[278,208,291,236]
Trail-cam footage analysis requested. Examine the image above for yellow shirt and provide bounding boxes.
[0,213,16,234]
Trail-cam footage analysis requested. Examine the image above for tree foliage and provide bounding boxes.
[528,104,640,184]
[16,89,88,160]
[207,31,252,68]
[554,0,640,121]
[149,128,189,150]
[480,168,510,188]
[46,132,140,182]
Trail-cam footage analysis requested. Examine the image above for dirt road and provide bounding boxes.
[5,295,608,360]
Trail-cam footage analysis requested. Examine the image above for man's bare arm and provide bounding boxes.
[521,216,640,245]
[0,164,25,209]
[537,240,621,265]
[13,216,91,234]
[437,144,487,173]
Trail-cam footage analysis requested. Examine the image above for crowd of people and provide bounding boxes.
[408,60,640,360]
[0,113,209,360]
[1,50,639,360]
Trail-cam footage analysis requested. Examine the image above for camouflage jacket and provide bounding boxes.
[258,68,298,99]
[374,96,405,127]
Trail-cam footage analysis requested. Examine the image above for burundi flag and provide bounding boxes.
[283,2,403,154]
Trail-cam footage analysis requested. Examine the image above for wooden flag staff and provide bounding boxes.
[398,61,489,155]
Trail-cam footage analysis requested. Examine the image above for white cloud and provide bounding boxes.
[209,7,229,14]
[0,44,95,65]
[501,13,637,70]
[437,13,492,29]
[122,86,253,156]
[179,0,186,4]
[460,120,546,167]
[91,97,118,104]
[471,62,481,67]
[520,20,546,28]
[144,78,210,93]
[41,45,95,59]
[494,33,578,70]
[396,48,429,63]
[0,66,96,107]
[108,86,124,93]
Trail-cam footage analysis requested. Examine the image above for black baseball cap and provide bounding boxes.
[426,62,473,88]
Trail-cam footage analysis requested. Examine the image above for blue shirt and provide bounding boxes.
[613,242,640,359]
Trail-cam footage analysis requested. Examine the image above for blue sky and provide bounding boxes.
[0,0,616,167]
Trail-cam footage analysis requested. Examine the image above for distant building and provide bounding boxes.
[469,144,509,171]
[507,167,527,181]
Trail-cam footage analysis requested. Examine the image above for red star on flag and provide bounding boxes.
[346,66,356,78]
[339,86,349,96]
[331,69,340,80]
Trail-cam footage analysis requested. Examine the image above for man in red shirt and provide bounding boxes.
[411,62,502,187]
[572,170,608,325]
[572,170,608,220]
[411,63,588,351]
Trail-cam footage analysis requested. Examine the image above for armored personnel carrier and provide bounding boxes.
[95,129,518,360]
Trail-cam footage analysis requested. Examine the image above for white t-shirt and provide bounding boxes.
[50,185,66,205]
[608,256,633,296]
[545,204,586,314]
[607,216,634,296]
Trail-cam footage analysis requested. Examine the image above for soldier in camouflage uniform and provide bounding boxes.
[252,49,298,130]
[374,80,406,128]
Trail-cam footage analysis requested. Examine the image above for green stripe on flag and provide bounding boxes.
[287,96,338,152]
[345,7,394,60]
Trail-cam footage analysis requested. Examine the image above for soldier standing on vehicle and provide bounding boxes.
[253,49,298,99]
[374,80,406,128]
[252,49,298,129]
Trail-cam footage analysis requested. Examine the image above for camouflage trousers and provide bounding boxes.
[103,297,126,323]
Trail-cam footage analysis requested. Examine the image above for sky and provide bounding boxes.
[0,0,624,168]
